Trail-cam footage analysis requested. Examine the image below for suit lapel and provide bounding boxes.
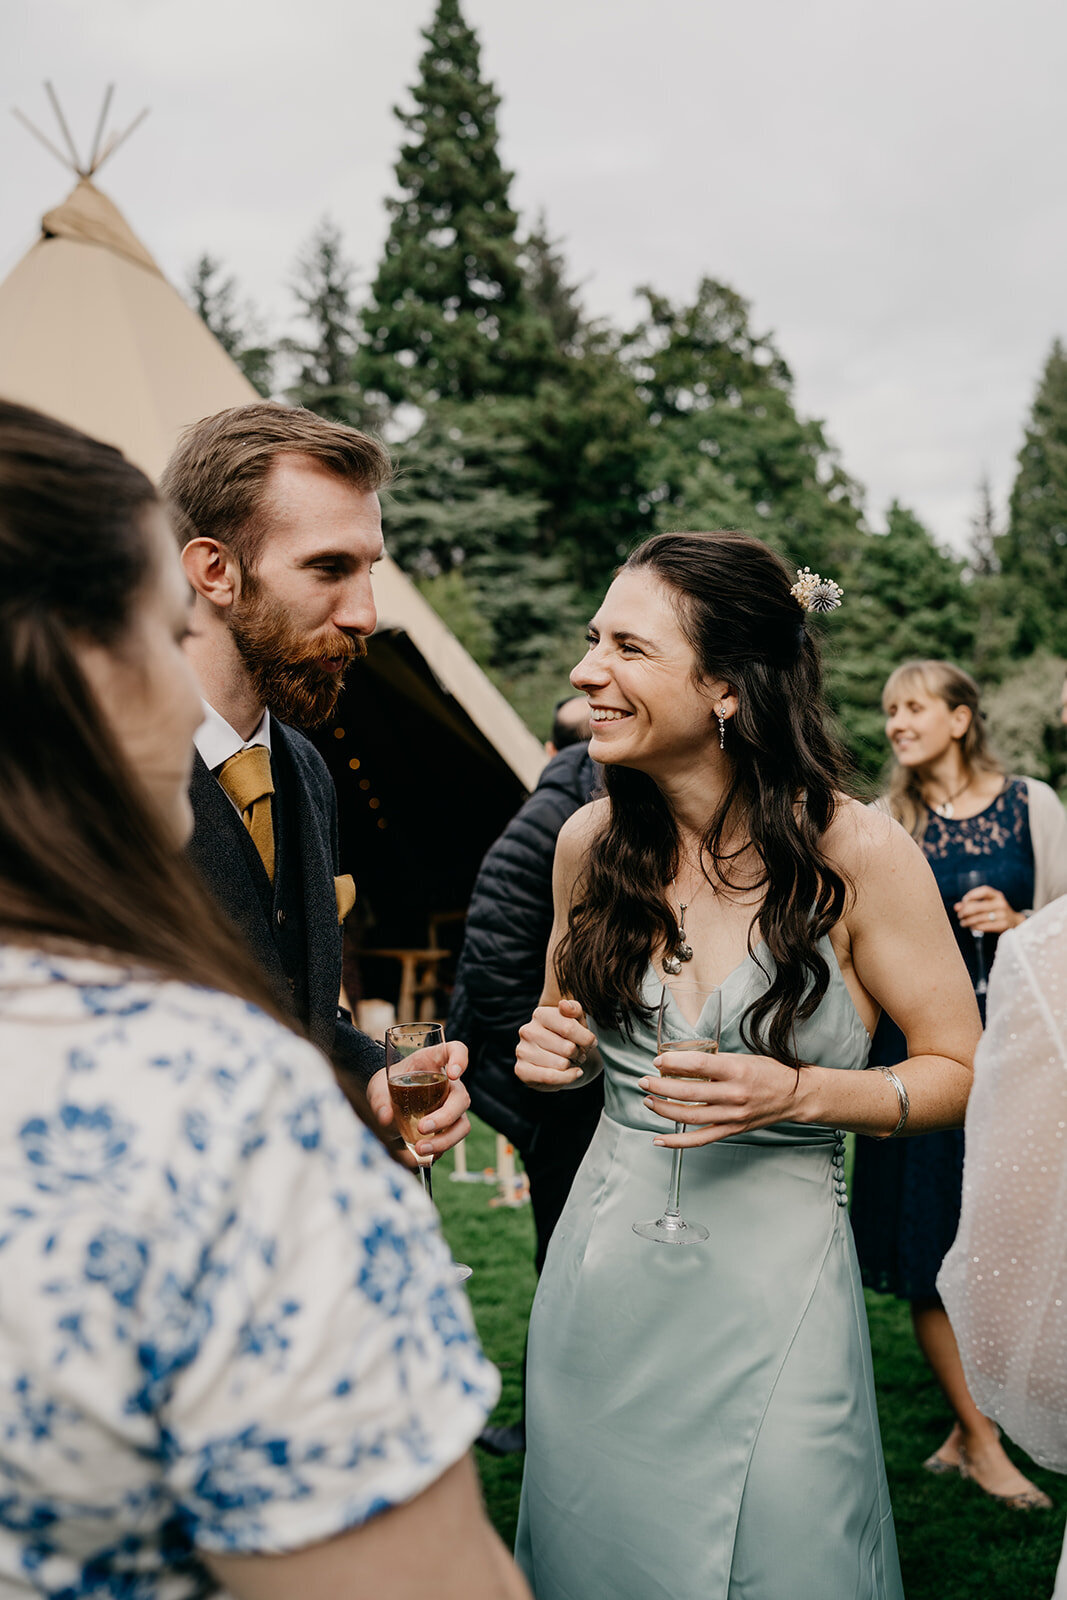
[271,724,340,1053]
[187,751,285,989]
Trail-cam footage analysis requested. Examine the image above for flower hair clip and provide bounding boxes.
[790,566,844,614]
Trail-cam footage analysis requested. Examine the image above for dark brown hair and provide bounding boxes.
[883,659,1003,840]
[160,401,393,567]
[0,401,304,1018]
[555,530,853,1068]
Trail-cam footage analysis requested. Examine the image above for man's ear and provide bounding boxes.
[181,538,240,608]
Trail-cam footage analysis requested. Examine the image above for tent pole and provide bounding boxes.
[11,108,73,174]
[87,84,114,175]
[96,108,149,172]
[44,82,83,176]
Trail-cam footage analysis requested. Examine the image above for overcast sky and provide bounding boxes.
[4,0,1067,550]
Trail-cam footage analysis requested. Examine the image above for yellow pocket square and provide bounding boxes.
[334,874,356,924]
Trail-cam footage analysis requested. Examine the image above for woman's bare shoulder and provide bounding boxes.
[557,796,610,857]
[552,798,610,910]
[822,793,921,874]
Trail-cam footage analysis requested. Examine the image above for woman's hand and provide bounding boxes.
[638,1047,802,1146]
[953,884,1023,935]
[515,998,598,1091]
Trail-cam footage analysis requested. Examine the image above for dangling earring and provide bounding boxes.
[717,706,726,750]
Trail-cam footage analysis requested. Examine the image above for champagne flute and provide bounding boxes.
[958,867,989,997]
[386,1022,473,1283]
[633,980,721,1245]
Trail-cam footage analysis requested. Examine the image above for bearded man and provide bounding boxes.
[160,403,470,1155]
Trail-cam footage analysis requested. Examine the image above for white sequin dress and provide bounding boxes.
[939,898,1067,1593]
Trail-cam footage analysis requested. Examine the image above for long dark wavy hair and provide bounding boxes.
[0,401,375,1135]
[555,531,853,1068]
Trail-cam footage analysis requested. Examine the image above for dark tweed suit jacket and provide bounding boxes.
[186,717,383,1087]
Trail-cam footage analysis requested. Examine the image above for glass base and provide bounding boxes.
[633,1214,709,1245]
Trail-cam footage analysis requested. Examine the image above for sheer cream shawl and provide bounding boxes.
[938,898,1067,1471]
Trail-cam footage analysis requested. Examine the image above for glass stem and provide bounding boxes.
[972,932,988,994]
[417,1160,434,1203]
[664,1124,685,1218]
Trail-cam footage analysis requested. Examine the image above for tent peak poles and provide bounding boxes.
[12,85,149,182]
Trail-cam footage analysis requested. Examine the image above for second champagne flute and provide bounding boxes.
[633,979,721,1245]
[958,867,989,997]
[385,1022,473,1283]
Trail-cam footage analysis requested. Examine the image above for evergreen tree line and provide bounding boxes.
[188,0,1067,791]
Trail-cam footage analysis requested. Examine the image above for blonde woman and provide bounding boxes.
[852,659,1067,1509]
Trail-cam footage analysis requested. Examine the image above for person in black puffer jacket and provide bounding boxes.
[448,739,603,1275]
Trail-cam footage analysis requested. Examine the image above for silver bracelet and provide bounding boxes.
[879,1066,910,1137]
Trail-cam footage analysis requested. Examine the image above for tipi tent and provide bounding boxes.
[0,167,546,972]
[0,178,260,477]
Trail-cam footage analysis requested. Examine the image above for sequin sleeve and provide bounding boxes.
[938,899,1067,1470]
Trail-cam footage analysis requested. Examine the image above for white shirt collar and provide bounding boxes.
[194,700,272,773]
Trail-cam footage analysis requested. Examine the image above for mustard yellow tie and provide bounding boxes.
[216,745,275,882]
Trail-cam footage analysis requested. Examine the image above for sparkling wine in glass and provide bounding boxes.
[958,867,989,996]
[633,980,721,1246]
[386,1022,472,1282]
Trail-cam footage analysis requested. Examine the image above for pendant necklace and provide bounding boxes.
[664,872,713,975]
[929,775,971,819]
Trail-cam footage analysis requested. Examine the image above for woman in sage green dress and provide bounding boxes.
[513,532,980,1600]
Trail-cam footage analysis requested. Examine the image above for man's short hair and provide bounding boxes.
[160,402,393,569]
[551,695,590,751]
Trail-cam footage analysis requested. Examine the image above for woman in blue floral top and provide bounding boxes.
[0,402,529,1600]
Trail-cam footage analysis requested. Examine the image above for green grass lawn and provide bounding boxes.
[435,1118,1065,1599]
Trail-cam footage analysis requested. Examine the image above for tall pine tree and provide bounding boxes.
[284,220,379,428]
[964,476,1016,681]
[1000,338,1067,654]
[967,475,1000,578]
[385,395,585,736]
[360,0,550,406]
[186,254,274,396]
[365,6,651,652]
[520,212,584,356]
[624,279,864,580]
[188,255,244,355]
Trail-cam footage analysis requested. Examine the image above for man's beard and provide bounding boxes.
[228,575,366,729]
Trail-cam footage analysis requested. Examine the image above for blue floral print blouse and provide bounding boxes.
[0,946,499,1596]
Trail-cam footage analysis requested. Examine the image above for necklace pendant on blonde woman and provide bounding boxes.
[929,778,969,819]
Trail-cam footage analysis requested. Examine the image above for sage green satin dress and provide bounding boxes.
[515,946,904,1600]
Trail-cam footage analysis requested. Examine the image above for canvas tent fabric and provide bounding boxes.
[0,179,257,487]
[0,177,545,799]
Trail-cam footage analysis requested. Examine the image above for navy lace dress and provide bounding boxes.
[851,778,1035,1300]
